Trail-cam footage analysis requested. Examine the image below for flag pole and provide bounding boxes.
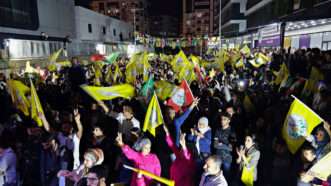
[290,94,324,122]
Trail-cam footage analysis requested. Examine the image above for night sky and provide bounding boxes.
[75,0,181,17]
[150,0,181,17]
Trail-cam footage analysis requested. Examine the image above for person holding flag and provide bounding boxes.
[165,97,200,147]
[303,121,331,160]
[115,133,161,186]
[297,121,331,186]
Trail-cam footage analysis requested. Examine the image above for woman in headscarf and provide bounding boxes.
[188,117,212,160]
[116,133,161,186]
[304,122,331,160]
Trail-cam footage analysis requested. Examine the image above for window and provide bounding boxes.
[113,29,116,36]
[88,24,92,33]
[102,26,106,35]
[0,0,39,30]
[136,25,140,31]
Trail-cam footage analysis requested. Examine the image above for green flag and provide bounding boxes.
[105,53,119,64]
[140,76,154,97]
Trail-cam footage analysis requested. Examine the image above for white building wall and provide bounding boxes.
[0,0,76,39]
[310,33,323,49]
[75,6,132,43]
[291,36,300,49]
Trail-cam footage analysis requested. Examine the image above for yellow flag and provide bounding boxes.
[49,48,63,62]
[190,55,200,65]
[57,60,72,67]
[170,50,190,73]
[81,84,135,101]
[142,53,151,82]
[105,66,114,83]
[160,53,171,63]
[307,151,331,181]
[155,80,176,100]
[113,64,122,83]
[126,52,151,83]
[282,97,323,154]
[230,51,242,65]
[240,45,251,58]
[248,53,269,68]
[178,65,195,83]
[274,63,289,85]
[143,93,164,136]
[256,52,270,64]
[235,58,245,68]
[30,80,44,127]
[93,63,103,86]
[124,165,174,186]
[302,67,324,95]
[125,60,138,84]
[7,80,31,116]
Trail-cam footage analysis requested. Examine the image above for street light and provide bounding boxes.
[132,8,144,45]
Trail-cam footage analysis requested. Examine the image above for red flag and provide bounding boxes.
[90,54,105,62]
[167,80,194,112]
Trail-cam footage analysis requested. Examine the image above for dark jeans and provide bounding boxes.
[222,161,232,182]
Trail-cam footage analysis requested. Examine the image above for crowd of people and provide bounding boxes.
[0,46,331,186]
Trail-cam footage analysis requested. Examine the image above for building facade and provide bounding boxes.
[0,0,133,65]
[220,0,331,50]
[217,0,247,37]
[182,0,213,36]
[150,15,179,37]
[182,0,247,37]
[90,0,150,34]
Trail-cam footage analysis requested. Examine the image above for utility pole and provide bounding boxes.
[219,0,222,49]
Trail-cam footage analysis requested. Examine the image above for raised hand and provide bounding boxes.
[190,97,200,109]
[116,132,124,147]
[179,133,186,148]
[324,121,330,131]
[73,109,80,122]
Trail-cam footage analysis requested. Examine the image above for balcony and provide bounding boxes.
[246,0,263,10]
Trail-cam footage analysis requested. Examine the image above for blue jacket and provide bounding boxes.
[174,108,193,147]
[188,129,212,154]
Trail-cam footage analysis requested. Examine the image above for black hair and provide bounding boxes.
[88,165,109,179]
[245,132,259,150]
[219,112,231,119]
